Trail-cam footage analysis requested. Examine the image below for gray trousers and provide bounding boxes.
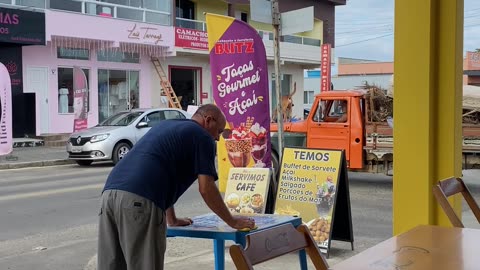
[97,190,166,270]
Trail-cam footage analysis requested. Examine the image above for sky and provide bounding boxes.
[334,0,480,62]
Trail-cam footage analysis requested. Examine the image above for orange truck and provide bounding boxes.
[270,90,480,175]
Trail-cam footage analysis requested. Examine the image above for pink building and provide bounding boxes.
[1,4,174,138]
[24,10,174,136]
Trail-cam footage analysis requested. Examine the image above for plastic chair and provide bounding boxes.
[432,177,480,227]
[229,223,329,270]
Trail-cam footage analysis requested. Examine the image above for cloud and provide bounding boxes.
[334,0,480,62]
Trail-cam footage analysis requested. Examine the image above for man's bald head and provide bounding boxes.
[194,104,223,119]
[192,104,226,141]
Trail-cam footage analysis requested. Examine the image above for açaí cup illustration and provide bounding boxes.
[224,123,252,167]
[249,123,267,167]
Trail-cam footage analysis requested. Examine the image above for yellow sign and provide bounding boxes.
[274,148,342,247]
[224,168,271,215]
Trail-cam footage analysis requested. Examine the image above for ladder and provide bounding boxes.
[151,57,182,109]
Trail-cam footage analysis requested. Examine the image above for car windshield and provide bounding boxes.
[98,111,144,126]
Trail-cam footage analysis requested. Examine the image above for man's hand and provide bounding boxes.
[166,207,192,227]
[198,175,257,230]
[168,217,193,227]
[226,216,256,230]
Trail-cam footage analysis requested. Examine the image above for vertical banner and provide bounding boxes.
[0,63,12,155]
[321,43,332,92]
[274,147,354,255]
[224,168,271,214]
[73,67,88,132]
[206,13,271,192]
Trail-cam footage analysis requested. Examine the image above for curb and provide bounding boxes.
[0,159,75,170]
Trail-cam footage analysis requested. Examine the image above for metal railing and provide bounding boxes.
[175,17,206,31]
[259,30,321,47]
[3,0,171,26]
[174,18,321,47]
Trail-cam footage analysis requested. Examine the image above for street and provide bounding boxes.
[0,164,479,269]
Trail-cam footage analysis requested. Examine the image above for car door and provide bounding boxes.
[163,110,187,120]
[134,111,164,142]
[134,110,187,142]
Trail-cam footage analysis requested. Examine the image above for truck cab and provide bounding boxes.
[271,90,366,170]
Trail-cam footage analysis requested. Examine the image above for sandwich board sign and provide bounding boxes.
[274,147,354,257]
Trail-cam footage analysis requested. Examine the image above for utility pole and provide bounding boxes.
[272,0,284,162]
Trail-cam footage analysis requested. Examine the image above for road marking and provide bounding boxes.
[0,183,103,202]
[0,167,112,183]
[84,255,97,270]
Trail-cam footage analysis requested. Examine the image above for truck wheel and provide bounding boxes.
[265,151,280,214]
[112,142,131,164]
[271,151,280,180]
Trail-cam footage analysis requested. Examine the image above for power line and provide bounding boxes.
[465,7,480,13]
[336,31,393,40]
[336,25,392,35]
[336,33,393,48]
[336,20,393,26]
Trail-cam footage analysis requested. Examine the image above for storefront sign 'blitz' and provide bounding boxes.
[214,41,254,54]
[127,23,163,44]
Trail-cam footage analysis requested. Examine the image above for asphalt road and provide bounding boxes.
[1,164,478,269]
[0,163,214,270]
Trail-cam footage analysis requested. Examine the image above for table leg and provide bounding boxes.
[236,234,246,248]
[214,239,225,270]
[298,249,308,270]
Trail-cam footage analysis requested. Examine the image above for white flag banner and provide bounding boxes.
[0,62,12,155]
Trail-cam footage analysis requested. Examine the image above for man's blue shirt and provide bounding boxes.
[103,119,217,210]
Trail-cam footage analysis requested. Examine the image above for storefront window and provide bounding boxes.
[99,0,169,12]
[58,67,90,114]
[50,0,82,12]
[16,0,46,8]
[98,69,139,122]
[304,90,315,104]
[57,47,90,60]
[97,50,140,63]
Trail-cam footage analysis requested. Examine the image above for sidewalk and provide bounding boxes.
[0,145,74,170]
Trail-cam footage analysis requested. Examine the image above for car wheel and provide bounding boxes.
[76,160,93,166]
[112,142,131,164]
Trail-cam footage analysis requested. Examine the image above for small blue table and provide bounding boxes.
[167,213,307,270]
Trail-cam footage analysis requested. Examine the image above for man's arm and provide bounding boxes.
[198,174,255,230]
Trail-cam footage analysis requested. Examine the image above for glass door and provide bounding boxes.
[128,71,139,110]
[98,69,110,122]
[109,70,128,115]
[98,69,140,122]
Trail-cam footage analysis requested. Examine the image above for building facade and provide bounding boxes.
[303,54,480,110]
[0,0,345,137]
[464,51,480,86]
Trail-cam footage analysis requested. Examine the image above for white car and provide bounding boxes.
[66,108,191,166]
